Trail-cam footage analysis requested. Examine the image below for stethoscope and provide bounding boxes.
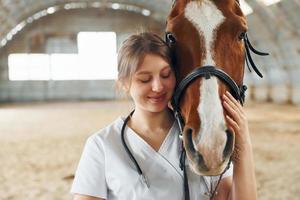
[120,110,190,198]
[120,110,150,188]
[120,110,230,200]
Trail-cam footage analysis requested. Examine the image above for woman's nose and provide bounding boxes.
[152,78,164,92]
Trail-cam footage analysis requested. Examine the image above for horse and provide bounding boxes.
[165,0,268,181]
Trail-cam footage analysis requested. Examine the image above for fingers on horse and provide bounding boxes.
[226,115,240,134]
[223,100,241,125]
[224,98,248,132]
[223,93,243,117]
[225,91,242,107]
[225,91,244,111]
[227,92,244,113]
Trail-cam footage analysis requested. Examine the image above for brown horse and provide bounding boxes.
[166,0,267,176]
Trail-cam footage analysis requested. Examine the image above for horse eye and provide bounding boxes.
[166,33,176,44]
[239,32,246,41]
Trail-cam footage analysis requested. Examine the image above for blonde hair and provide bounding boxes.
[116,32,174,93]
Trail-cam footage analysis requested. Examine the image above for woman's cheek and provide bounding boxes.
[169,76,176,91]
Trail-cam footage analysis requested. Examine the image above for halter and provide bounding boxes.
[165,31,269,200]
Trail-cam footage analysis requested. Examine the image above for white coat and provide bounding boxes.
[71,117,232,200]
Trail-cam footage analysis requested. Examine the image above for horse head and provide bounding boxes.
[166,0,267,176]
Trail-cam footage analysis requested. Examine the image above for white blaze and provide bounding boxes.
[184,0,227,169]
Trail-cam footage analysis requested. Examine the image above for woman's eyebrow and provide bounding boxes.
[136,71,151,75]
[136,66,171,75]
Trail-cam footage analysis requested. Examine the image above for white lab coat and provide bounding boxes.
[71,117,232,200]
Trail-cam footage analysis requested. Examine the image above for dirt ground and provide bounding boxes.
[0,100,299,200]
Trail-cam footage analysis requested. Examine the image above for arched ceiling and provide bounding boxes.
[0,0,172,48]
[0,0,171,23]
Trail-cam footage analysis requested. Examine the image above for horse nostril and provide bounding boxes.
[184,127,196,155]
[223,129,234,160]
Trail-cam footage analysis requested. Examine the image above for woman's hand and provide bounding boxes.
[222,91,257,200]
[222,91,252,162]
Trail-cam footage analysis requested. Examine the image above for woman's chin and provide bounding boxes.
[146,102,168,113]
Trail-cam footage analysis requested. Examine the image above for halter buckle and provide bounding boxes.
[205,72,211,79]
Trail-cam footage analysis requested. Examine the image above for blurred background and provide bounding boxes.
[0,0,299,199]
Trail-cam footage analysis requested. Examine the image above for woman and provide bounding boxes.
[71,32,257,200]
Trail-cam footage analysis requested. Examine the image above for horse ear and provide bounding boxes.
[168,0,187,19]
[172,0,176,7]
[169,0,179,18]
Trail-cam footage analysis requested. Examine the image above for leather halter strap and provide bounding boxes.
[170,33,269,118]
[243,33,269,78]
[172,65,246,111]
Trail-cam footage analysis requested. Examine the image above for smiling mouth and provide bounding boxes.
[148,93,167,102]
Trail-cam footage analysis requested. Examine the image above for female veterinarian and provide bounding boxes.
[71,32,257,200]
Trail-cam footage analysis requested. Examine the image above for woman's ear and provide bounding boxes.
[122,83,130,94]
[115,80,130,99]
[121,80,131,96]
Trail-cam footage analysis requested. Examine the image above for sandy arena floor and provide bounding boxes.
[0,100,299,200]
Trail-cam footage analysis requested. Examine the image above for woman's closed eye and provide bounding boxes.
[161,71,171,78]
[137,75,151,83]
[139,78,151,83]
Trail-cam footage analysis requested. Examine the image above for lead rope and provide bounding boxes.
[176,111,231,200]
[207,158,232,199]
[176,110,190,200]
[179,141,190,200]
[179,136,229,200]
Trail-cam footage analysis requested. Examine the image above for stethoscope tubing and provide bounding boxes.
[120,110,189,197]
[120,110,150,188]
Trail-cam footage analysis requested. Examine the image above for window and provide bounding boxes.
[8,54,50,80]
[259,0,281,6]
[77,32,117,80]
[8,32,117,80]
[240,0,253,15]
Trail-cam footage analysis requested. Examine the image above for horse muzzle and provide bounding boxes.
[183,127,234,176]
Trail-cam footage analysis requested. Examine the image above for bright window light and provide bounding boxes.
[50,54,80,80]
[8,54,50,80]
[240,0,253,15]
[259,0,281,6]
[8,32,117,81]
[77,32,117,80]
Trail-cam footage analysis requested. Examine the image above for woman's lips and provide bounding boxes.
[148,93,167,103]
